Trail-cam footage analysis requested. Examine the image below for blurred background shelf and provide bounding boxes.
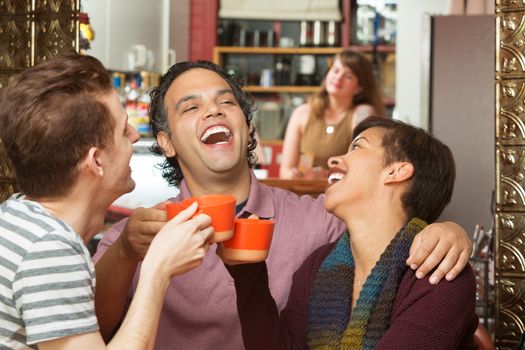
[213,46,343,60]
[244,85,321,93]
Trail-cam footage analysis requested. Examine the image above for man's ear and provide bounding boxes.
[384,162,414,184]
[157,131,176,158]
[84,147,104,177]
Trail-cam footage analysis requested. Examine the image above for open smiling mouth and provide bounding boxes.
[200,126,232,145]
[328,172,344,185]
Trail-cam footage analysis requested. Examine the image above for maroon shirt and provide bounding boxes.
[227,240,479,350]
[94,171,346,349]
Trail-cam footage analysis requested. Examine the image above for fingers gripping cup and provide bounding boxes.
[222,219,275,262]
[178,195,236,243]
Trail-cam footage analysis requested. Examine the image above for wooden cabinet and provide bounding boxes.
[213,45,396,104]
[212,0,397,114]
[213,46,344,93]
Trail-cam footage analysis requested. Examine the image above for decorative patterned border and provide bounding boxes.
[497,1,525,348]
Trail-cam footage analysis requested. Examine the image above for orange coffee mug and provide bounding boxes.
[179,195,236,243]
[222,218,274,262]
[166,202,183,220]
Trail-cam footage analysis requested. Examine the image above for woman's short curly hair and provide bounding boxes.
[353,117,456,223]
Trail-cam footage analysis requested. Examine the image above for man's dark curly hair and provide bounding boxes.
[149,60,258,187]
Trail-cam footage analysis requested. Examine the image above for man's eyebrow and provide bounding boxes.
[175,94,200,110]
[216,88,234,96]
[174,89,234,110]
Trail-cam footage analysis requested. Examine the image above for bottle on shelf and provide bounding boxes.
[274,56,291,86]
[259,69,273,87]
[267,29,275,47]
[299,21,313,47]
[312,20,326,47]
[295,55,317,86]
[326,21,339,47]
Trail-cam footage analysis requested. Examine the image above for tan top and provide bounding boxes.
[300,112,353,169]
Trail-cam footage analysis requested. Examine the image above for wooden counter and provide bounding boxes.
[259,178,328,197]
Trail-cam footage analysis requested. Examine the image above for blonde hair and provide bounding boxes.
[308,50,385,121]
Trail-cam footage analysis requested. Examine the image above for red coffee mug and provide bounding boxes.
[179,195,236,243]
[222,218,274,262]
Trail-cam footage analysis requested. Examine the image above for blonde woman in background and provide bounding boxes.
[279,50,385,179]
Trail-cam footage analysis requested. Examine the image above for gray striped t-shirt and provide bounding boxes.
[0,194,99,349]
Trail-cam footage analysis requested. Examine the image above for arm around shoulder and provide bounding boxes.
[407,221,472,283]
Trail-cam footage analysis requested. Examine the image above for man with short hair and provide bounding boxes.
[94,60,473,349]
[0,53,213,350]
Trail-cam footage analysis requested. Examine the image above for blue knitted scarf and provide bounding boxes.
[306,218,427,349]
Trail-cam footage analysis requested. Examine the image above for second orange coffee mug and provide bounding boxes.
[222,218,274,262]
[179,194,236,243]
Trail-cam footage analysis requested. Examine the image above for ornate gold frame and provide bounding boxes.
[0,1,523,347]
[0,0,79,202]
[496,1,525,348]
